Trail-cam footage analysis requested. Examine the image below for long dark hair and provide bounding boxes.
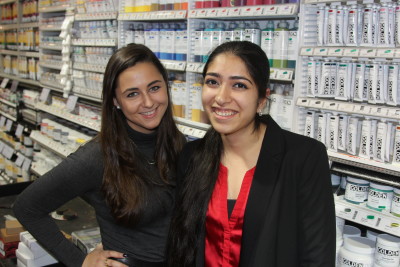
[99,44,184,226]
[167,41,270,266]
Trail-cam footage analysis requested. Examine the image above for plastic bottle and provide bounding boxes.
[159,0,167,10]
[125,24,135,45]
[220,0,246,6]
[210,22,225,56]
[159,23,170,60]
[243,21,261,45]
[233,21,246,41]
[195,0,204,8]
[261,20,274,66]
[287,20,298,68]
[202,22,216,62]
[272,20,289,68]
[134,23,145,45]
[222,21,237,43]
[247,0,262,5]
[268,84,284,123]
[175,23,187,61]
[193,22,205,62]
[204,0,220,8]
[151,0,160,11]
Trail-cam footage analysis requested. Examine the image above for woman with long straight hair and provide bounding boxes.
[167,41,335,267]
[13,44,185,267]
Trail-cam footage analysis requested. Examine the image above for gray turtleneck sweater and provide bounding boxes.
[13,127,175,266]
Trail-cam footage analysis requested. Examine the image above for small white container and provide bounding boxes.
[374,234,400,267]
[366,229,379,243]
[338,237,375,267]
[344,177,369,204]
[391,188,400,217]
[367,182,393,211]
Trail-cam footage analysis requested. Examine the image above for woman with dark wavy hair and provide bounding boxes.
[13,44,185,267]
[167,41,335,267]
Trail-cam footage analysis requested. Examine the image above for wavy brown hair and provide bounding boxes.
[99,44,184,226]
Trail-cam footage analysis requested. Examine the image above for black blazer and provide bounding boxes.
[179,116,336,267]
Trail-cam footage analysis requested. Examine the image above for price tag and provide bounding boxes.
[241,7,253,16]
[328,48,343,56]
[186,63,197,72]
[269,68,277,79]
[276,70,293,81]
[0,116,6,128]
[314,48,328,56]
[188,9,197,18]
[359,48,376,58]
[10,80,18,92]
[343,48,359,57]
[217,8,229,16]
[323,101,338,110]
[300,47,314,56]
[309,99,323,108]
[207,9,218,17]
[196,63,205,73]
[0,78,9,88]
[296,98,309,107]
[354,105,368,114]
[263,5,277,15]
[22,158,31,171]
[5,119,12,132]
[377,49,395,58]
[66,95,78,112]
[175,10,186,19]
[15,124,23,138]
[15,153,25,167]
[338,103,354,113]
[394,49,400,59]
[388,108,400,119]
[369,107,388,117]
[198,9,208,18]
[229,8,241,16]
[253,6,264,16]
[40,88,51,102]
[278,5,294,15]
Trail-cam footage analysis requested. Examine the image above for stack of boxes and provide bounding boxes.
[0,219,24,259]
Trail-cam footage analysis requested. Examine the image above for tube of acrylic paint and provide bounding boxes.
[134,23,145,45]
[272,20,289,68]
[125,24,135,45]
[368,63,378,105]
[193,22,205,63]
[287,20,298,68]
[375,64,388,105]
[335,62,353,101]
[269,84,284,123]
[304,111,317,138]
[361,4,373,46]
[307,60,316,97]
[353,63,365,102]
[243,21,261,45]
[233,21,246,41]
[375,121,388,162]
[338,115,348,151]
[209,22,225,59]
[159,23,170,60]
[222,22,237,44]
[281,85,294,131]
[327,5,337,46]
[345,5,360,46]
[175,23,187,61]
[317,113,328,146]
[317,6,327,46]
[261,20,274,66]
[347,117,361,155]
[392,126,400,165]
[396,3,400,46]
[335,5,344,46]
[359,118,372,159]
[202,22,215,63]
[387,64,400,106]
[378,3,391,47]
[389,3,395,47]
[328,115,339,152]
[319,60,332,98]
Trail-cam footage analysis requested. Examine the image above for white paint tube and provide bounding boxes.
[347,117,361,155]
[375,64,388,105]
[378,4,391,47]
[361,4,373,46]
[327,5,337,46]
[329,62,338,97]
[317,113,328,146]
[359,119,372,159]
[338,115,348,151]
[304,111,317,138]
[336,5,344,45]
[392,126,400,165]
[389,3,395,46]
[372,4,379,45]
[396,3,400,46]
[387,64,400,106]
[368,63,378,104]
[369,120,377,159]
[319,60,332,97]
[335,62,353,101]
[386,122,395,162]
[363,63,371,102]
[317,6,328,46]
[375,121,388,162]
[328,115,339,152]
[345,5,360,46]
[307,61,316,97]
[314,61,322,96]
[353,63,365,102]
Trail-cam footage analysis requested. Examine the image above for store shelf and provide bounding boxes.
[30,130,73,158]
[0,72,40,87]
[300,47,400,60]
[0,49,19,56]
[39,5,69,13]
[35,102,101,131]
[72,38,117,47]
[335,195,400,237]
[186,62,205,73]
[75,11,118,21]
[0,98,17,108]
[39,25,62,31]
[296,97,400,121]
[19,51,40,58]
[0,0,16,5]
[0,111,16,121]
[174,117,209,138]
[19,22,39,28]
[188,4,299,19]
[39,81,64,92]
[0,23,18,30]
[118,10,187,21]
[39,43,63,51]
[73,90,102,103]
[73,62,106,73]
[39,61,63,70]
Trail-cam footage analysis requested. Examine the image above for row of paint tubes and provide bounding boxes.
[316,2,400,47]
[306,60,400,106]
[2,56,38,81]
[304,111,400,165]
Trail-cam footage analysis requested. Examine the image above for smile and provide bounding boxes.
[212,108,238,117]
[140,108,157,118]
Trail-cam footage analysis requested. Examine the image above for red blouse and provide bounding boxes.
[205,163,256,267]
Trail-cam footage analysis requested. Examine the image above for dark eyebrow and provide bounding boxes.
[122,80,162,94]
[205,72,253,85]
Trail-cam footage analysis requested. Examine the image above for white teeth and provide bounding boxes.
[215,110,236,116]
[142,110,155,116]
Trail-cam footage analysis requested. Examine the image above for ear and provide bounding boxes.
[113,98,120,109]
[257,88,269,111]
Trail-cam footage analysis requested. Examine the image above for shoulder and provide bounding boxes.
[68,139,102,164]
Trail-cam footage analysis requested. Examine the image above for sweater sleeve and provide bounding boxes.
[13,141,103,267]
[298,141,336,267]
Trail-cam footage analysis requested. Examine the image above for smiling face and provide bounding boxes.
[202,53,266,137]
[113,62,169,134]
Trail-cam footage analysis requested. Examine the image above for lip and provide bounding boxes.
[211,107,238,120]
[140,107,158,119]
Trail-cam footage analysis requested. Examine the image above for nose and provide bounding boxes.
[215,85,231,106]
[142,92,154,108]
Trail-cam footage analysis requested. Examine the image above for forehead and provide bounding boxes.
[117,62,162,86]
[206,53,251,77]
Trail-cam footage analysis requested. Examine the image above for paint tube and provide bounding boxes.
[345,5,360,46]
[389,3,395,46]
[375,121,388,162]
[304,111,317,138]
[338,115,348,151]
[347,117,361,155]
[368,63,378,104]
[307,60,316,97]
[353,63,365,102]
[328,115,339,152]
[335,5,344,45]
[378,3,391,47]
[317,113,328,146]
[369,120,377,159]
[317,6,328,46]
[396,3,400,46]
[386,122,395,162]
[327,5,337,46]
[363,63,370,102]
[359,118,372,159]
[387,64,400,106]
[392,126,400,165]
[375,64,388,105]
[336,62,353,101]
[361,4,373,46]
[372,4,379,45]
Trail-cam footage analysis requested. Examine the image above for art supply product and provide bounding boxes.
[304,111,316,138]
[374,234,400,267]
[338,115,348,151]
[317,113,328,146]
[268,84,284,124]
[335,62,353,101]
[392,126,400,166]
[220,0,246,6]
[287,20,298,68]
[203,0,220,8]
[233,21,246,41]
[272,20,289,68]
[317,6,328,46]
[344,177,369,204]
[346,117,361,155]
[391,187,400,217]
[193,22,205,63]
[243,21,261,45]
[378,3,392,47]
[343,225,361,238]
[327,115,339,152]
[326,5,337,46]
[338,237,375,267]
[387,64,400,106]
[361,4,374,46]
[353,63,366,102]
[335,5,344,45]
[367,182,393,212]
[261,20,274,66]
[222,22,237,44]
[175,23,187,61]
[319,61,336,98]
[345,5,360,46]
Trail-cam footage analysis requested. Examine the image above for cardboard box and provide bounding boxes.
[16,248,57,267]
[0,228,20,243]
[5,220,25,235]
[19,232,48,259]
[0,239,19,251]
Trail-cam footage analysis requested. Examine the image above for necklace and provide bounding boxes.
[147,159,156,165]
